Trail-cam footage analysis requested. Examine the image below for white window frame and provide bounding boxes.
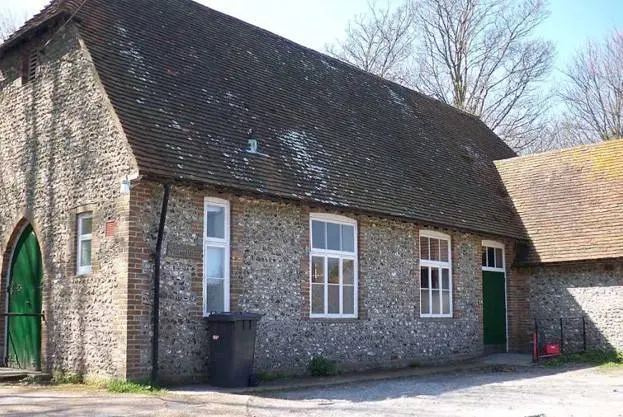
[76,212,93,275]
[419,230,452,318]
[309,213,358,319]
[203,197,230,317]
[482,240,505,271]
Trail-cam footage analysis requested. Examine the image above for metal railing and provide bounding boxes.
[532,316,587,361]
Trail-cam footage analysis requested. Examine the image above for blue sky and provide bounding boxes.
[537,0,622,71]
[4,0,623,80]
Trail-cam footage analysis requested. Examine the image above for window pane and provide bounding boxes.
[328,284,339,314]
[343,285,354,314]
[207,206,225,239]
[421,289,430,314]
[420,267,429,288]
[440,239,449,262]
[430,238,440,261]
[442,290,451,315]
[431,268,440,289]
[327,222,340,250]
[341,225,355,252]
[80,216,92,235]
[311,256,325,283]
[80,240,92,267]
[431,290,441,314]
[482,248,487,266]
[487,247,495,268]
[442,268,450,290]
[206,247,224,278]
[420,237,430,260]
[206,278,225,313]
[328,258,340,284]
[495,248,504,268]
[311,220,325,249]
[311,284,324,314]
[343,259,354,285]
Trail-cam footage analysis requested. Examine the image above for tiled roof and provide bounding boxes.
[3,0,526,239]
[496,139,623,264]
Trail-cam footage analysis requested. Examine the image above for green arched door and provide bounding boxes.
[6,225,42,370]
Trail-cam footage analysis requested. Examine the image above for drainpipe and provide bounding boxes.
[151,183,170,385]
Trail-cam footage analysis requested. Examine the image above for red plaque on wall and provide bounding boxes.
[105,220,116,238]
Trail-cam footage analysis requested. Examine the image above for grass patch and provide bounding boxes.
[308,355,339,377]
[543,350,623,368]
[256,371,280,382]
[255,370,298,383]
[104,380,164,394]
[50,371,164,394]
[52,371,84,384]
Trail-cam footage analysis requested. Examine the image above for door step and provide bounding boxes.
[484,344,506,355]
[0,368,51,382]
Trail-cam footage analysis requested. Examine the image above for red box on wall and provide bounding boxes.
[544,343,561,355]
[105,220,116,238]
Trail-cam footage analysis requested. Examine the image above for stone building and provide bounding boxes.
[496,142,623,355]
[0,0,620,383]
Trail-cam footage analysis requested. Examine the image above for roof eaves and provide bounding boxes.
[0,11,71,57]
[513,255,623,268]
[495,137,623,167]
[140,170,528,241]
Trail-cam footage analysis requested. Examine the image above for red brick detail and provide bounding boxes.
[230,197,245,311]
[105,220,116,238]
[126,181,158,380]
[507,262,531,352]
[299,206,311,320]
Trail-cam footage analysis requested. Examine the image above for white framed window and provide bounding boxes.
[77,212,93,275]
[309,214,357,318]
[482,240,505,271]
[420,231,452,317]
[203,197,230,316]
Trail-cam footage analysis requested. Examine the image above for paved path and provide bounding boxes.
[0,366,622,416]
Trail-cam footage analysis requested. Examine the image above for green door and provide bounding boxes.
[482,271,506,346]
[6,225,42,370]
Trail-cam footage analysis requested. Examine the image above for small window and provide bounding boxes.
[77,213,93,275]
[310,215,357,318]
[482,242,504,270]
[420,231,452,317]
[204,198,230,316]
[21,48,39,84]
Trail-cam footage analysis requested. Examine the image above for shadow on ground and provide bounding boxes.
[256,365,593,403]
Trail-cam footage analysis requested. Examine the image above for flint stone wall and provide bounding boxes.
[523,261,623,352]
[132,181,496,382]
[0,25,137,378]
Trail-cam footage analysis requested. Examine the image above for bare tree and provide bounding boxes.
[520,117,587,154]
[326,0,416,84]
[414,0,554,151]
[559,31,623,142]
[0,9,28,42]
[329,0,555,152]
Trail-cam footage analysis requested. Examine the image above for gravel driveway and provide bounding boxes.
[253,366,623,417]
[0,366,622,416]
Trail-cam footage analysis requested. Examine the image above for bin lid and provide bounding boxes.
[205,312,263,322]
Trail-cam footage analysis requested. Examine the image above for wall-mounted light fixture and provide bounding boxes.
[120,176,131,194]
[120,172,141,195]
